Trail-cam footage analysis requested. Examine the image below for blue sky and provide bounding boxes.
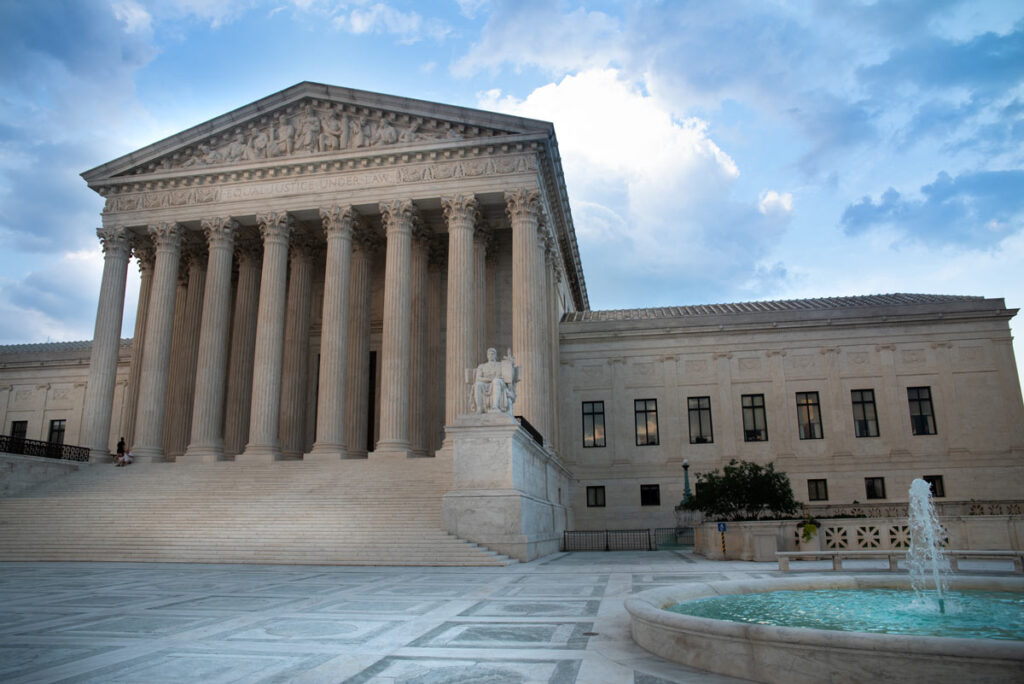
[1,0,1022,381]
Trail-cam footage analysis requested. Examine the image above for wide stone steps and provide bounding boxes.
[0,458,514,566]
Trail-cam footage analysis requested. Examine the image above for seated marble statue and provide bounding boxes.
[471,348,519,416]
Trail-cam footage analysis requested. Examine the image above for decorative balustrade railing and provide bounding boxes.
[804,499,1024,519]
[0,434,91,462]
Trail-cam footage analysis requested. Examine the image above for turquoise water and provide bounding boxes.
[668,589,1024,641]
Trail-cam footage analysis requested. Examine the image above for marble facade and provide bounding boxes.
[2,83,1023,551]
[76,82,585,466]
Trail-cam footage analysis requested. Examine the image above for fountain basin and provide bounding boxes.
[625,575,1024,684]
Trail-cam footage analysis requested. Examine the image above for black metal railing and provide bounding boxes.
[562,529,653,551]
[654,526,694,548]
[0,434,91,462]
[514,415,544,446]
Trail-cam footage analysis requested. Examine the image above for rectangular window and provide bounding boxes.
[634,399,659,446]
[908,386,937,435]
[586,485,606,507]
[851,389,880,437]
[48,419,66,445]
[10,420,27,440]
[865,477,886,500]
[923,475,945,498]
[687,396,713,444]
[582,401,606,448]
[795,392,823,440]
[640,484,661,506]
[741,394,768,442]
[807,479,829,502]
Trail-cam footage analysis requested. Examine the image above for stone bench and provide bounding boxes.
[776,549,1024,573]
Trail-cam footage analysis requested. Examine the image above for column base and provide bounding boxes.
[373,441,413,459]
[235,443,283,462]
[305,443,349,461]
[178,445,224,463]
[89,448,113,464]
[130,445,166,462]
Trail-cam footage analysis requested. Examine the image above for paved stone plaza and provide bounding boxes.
[0,551,784,683]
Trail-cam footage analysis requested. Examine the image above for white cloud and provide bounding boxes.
[758,190,794,216]
[111,0,152,34]
[334,3,451,43]
[479,69,745,270]
[453,5,621,76]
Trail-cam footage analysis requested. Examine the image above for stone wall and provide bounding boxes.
[0,452,84,498]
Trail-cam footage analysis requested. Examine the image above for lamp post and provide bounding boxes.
[680,459,692,507]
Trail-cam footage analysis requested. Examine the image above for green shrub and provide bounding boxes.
[681,459,799,521]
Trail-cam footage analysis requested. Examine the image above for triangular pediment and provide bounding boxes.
[82,82,553,183]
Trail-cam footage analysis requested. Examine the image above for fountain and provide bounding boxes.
[907,477,948,613]
[625,480,1024,684]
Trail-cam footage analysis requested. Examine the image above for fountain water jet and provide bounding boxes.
[907,477,949,613]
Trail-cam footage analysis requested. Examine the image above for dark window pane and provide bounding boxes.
[742,394,768,441]
[908,386,937,435]
[807,479,828,501]
[640,484,660,506]
[586,486,606,507]
[865,477,886,500]
[688,396,713,444]
[634,399,659,446]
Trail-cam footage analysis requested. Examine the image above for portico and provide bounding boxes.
[78,82,588,465]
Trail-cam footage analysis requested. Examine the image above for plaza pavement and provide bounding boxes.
[5,550,1002,683]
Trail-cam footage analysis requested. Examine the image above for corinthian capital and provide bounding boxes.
[200,217,238,248]
[504,188,541,222]
[147,222,184,252]
[378,199,416,236]
[256,212,294,243]
[96,225,131,257]
[441,194,479,226]
[319,205,358,238]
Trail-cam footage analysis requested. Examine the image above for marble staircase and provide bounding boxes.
[0,457,515,566]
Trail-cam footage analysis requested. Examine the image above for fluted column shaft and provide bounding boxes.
[239,212,293,461]
[182,218,236,462]
[427,243,446,452]
[82,226,131,460]
[279,237,314,458]
[122,244,153,447]
[166,251,206,460]
[162,271,189,457]
[474,226,489,362]
[442,195,478,423]
[506,188,545,435]
[132,223,183,461]
[344,235,375,458]
[409,228,430,455]
[376,199,416,456]
[223,241,261,456]
[532,234,552,444]
[310,206,356,459]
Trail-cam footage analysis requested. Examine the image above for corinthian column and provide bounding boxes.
[441,194,478,423]
[122,241,153,447]
[181,217,237,462]
[344,229,378,458]
[506,188,546,437]
[239,212,293,462]
[474,224,490,363]
[409,222,431,456]
[132,222,183,462]
[279,234,315,459]
[81,226,131,461]
[375,199,416,457]
[166,248,206,460]
[309,205,356,460]
[427,239,447,452]
[223,238,261,457]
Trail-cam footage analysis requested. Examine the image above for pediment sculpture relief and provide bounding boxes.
[125,99,506,176]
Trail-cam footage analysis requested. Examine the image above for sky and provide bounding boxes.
[0,0,1022,382]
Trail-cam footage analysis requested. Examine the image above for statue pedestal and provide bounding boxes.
[441,413,570,562]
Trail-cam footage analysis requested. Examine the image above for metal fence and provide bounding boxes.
[562,529,653,551]
[0,435,90,462]
[653,527,695,548]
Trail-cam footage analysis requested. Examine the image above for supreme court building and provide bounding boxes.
[2,83,1023,549]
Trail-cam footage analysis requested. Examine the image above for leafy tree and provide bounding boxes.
[681,459,799,521]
